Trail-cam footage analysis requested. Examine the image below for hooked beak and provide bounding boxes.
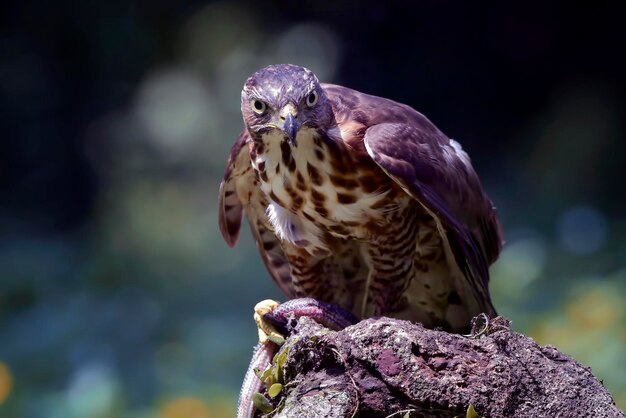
[279,105,300,146]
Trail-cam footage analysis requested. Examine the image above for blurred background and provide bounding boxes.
[1,1,625,416]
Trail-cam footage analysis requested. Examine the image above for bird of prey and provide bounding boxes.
[219,64,503,332]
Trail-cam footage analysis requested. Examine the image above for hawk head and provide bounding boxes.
[241,64,333,146]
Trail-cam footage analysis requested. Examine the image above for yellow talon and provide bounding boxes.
[254,299,282,344]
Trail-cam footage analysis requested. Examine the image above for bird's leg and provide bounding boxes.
[283,247,329,300]
[358,203,421,317]
[238,298,358,418]
[361,222,419,318]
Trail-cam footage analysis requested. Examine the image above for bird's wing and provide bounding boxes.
[323,84,502,316]
[218,131,248,247]
[218,131,295,296]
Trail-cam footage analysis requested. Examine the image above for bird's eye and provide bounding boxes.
[306,92,318,107]
[251,99,267,114]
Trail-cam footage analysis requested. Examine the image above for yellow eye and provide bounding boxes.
[306,92,318,107]
[251,99,267,114]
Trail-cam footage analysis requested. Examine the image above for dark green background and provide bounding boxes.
[1,1,624,416]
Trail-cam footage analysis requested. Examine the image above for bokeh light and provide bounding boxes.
[66,363,120,418]
[160,397,212,418]
[134,69,216,161]
[557,205,608,255]
[491,232,548,295]
[0,362,13,405]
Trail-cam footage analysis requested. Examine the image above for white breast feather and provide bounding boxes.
[258,129,327,251]
[266,201,327,251]
[266,202,300,243]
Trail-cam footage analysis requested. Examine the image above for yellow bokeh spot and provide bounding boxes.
[209,399,237,417]
[566,288,624,330]
[530,323,577,348]
[0,361,13,405]
[160,397,212,418]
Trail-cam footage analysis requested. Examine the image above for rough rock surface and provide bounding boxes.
[257,316,624,418]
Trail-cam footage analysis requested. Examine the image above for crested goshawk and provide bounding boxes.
[219,64,503,332]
